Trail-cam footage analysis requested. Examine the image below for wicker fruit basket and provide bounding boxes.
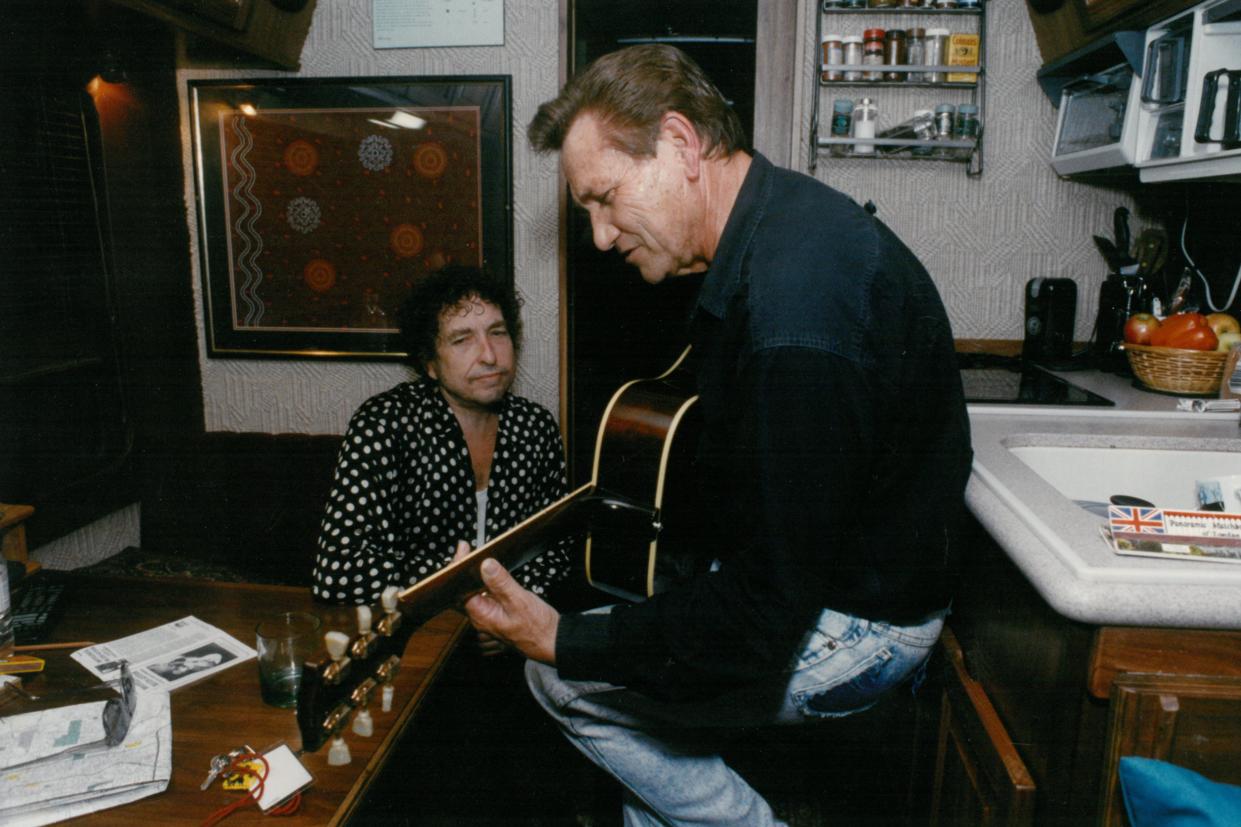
[1122,343,1228,394]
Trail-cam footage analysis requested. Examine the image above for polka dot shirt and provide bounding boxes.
[312,379,572,604]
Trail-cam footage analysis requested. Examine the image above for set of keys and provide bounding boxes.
[200,746,255,791]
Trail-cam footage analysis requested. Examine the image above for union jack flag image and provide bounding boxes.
[1108,505,1166,534]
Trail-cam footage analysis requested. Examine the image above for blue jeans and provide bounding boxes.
[526,606,945,827]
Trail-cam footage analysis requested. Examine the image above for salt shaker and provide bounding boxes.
[852,97,879,155]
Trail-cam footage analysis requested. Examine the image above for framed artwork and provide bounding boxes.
[188,75,512,360]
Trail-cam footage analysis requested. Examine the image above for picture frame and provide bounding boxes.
[188,75,512,360]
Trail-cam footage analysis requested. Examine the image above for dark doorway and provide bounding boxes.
[564,0,758,484]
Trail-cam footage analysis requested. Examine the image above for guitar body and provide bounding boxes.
[585,346,703,601]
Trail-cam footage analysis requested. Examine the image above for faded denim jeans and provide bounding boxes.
[526,606,945,827]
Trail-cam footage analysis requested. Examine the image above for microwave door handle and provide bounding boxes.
[1226,71,1241,149]
[1141,38,1162,104]
[1195,69,1241,149]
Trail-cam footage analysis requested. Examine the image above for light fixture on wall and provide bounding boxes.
[239,103,258,116]
[366,111,426,130]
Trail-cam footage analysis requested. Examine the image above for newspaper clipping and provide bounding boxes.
[71,616,256,692]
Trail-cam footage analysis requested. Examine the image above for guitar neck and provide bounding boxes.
[395,483,596,621]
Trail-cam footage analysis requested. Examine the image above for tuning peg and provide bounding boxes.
[327,734,352,766]
[325,631,350,662]
[351,708,374,737]
[377,586,403,636]
[357,605,373,635]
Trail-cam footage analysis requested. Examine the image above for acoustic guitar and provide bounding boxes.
[296,347,703,753]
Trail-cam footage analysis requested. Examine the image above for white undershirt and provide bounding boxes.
[475,488,488,548]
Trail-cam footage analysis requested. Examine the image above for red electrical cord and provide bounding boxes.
[199,752,303,826]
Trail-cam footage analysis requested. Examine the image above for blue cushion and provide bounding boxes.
[1119,756,1241,827]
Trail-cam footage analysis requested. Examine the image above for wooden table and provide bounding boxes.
[18,575,466,826]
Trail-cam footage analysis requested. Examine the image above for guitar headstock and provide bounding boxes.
[295,586,414,754]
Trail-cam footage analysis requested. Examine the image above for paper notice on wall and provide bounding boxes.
[1107,506,1241,564]
[372,0,504,49]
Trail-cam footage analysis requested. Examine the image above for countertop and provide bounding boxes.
[965,367,1241,630]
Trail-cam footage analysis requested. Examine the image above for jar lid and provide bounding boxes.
[822,33,843,41]
[958,103,979,114]
[863,28,886,40]
[934,103,956,113]
[926,28,951,36]
[914,108,933,116]
[833,99,855,111]
[842,35,863,43]
[885,29,906,39]
[907,27,926,37]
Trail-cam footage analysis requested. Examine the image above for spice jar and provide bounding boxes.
[868,0,899,6]
[830,98,854,157]
[933,103,956,157]
[953,102,980,158]
[924,28,950,84]
[821,0,845,7]
[883,29,907,82]
[905,28,926,82]
[841,0,866,8]
[933,0,958,8]
[852,97,878,155]
[842,35,864,81]
[862,28,885,81]
[900,0,926,6]
[821,33,844,83]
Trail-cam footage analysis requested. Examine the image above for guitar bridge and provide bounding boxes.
[583,495,659,539]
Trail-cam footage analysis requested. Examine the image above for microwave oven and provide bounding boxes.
[1040,33,1146,175]
[1134,0,1241,182]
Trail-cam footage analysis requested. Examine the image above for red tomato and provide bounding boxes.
[1164,324,1218,351]
[1150,312,1209,347]
[1123,313,1160,345]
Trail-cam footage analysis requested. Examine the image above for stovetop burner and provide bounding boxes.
[957,353,1114,407]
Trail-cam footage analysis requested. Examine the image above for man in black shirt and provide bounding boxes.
[455,44,972,825]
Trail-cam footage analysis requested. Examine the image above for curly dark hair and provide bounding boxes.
[397,265,523,373]
[527,44,747,160]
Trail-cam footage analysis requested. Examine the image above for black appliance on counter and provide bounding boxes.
[958,353,1115,406]
[1022,277,1077,366]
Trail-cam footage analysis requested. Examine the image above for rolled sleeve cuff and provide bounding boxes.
[554,611,620,682]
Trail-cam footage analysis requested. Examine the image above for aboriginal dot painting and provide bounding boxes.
[216,106,482,332]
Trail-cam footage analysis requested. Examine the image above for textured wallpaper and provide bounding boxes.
[793,0,1139,345]
[177,0,565,434]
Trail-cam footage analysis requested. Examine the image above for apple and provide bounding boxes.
[1206,312,1241,337]
[1123,312,1160,345]
[1217,331,1241,352]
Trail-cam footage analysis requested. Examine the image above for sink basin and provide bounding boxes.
[1008,445,1240,511]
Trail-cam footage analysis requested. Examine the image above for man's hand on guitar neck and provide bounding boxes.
[453,541,560,665]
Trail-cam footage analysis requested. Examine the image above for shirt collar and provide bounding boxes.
[695,151,773,319]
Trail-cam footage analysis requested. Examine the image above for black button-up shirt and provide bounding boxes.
[557,153,972,701]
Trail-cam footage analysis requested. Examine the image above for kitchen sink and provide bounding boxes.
[1008,444,1240,511]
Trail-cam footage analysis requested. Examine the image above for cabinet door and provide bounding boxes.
[1098,674,1241,827]
[931,628,1036,827]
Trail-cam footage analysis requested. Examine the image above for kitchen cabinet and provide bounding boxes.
[105,0,316,69]
[1026,0,1199,63]
[949,518,1241,825]
[809,2,987,176]
[930,626,1036,826]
